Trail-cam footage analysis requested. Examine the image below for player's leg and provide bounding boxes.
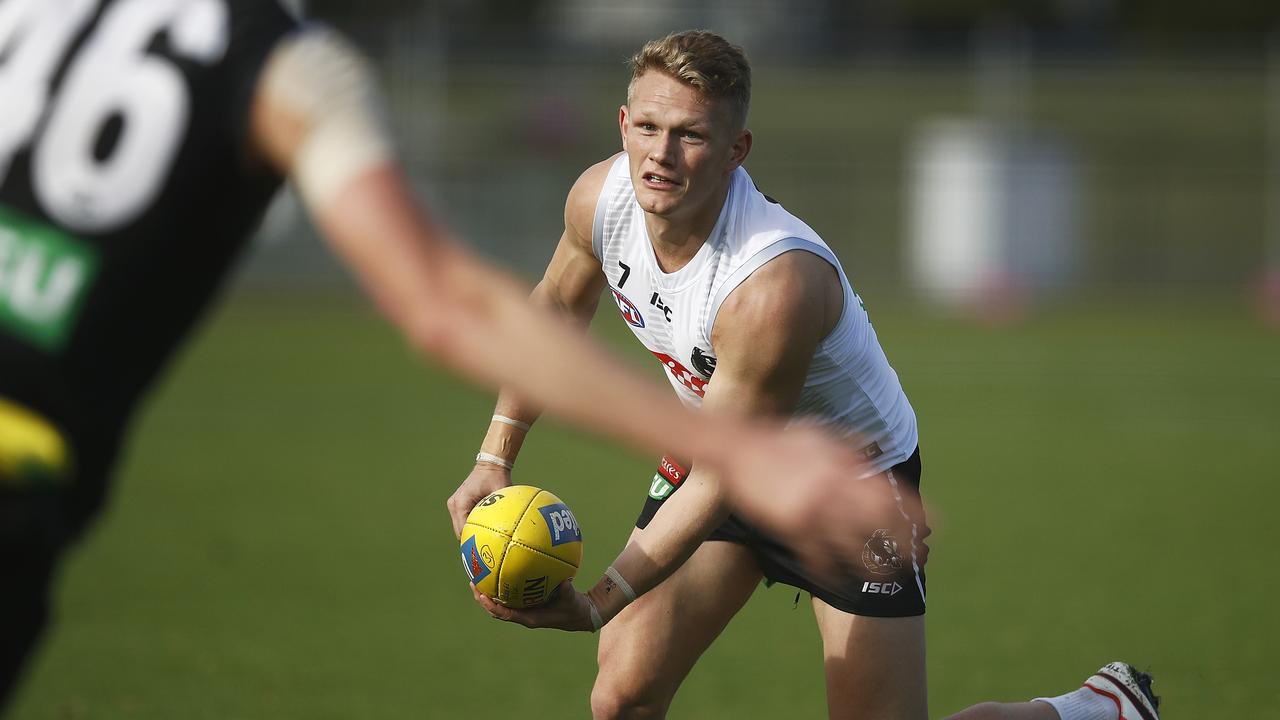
[942,663,1161,720]
[812,600,927,720]
[943,702,1058,720]
[591,535,762,720]
[794,446,928,719]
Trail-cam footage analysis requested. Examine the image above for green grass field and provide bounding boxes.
[8,288,1278,718]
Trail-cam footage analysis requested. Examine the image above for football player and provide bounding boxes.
[449,29,1159,720]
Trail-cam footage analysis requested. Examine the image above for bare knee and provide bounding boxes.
[591,624,678,719]
[589,675,671,720]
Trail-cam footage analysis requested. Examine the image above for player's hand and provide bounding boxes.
[719,425,919,581]
[447,463,513,538]
[470,580,596,633]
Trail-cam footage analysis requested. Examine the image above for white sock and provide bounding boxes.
[1034,686,1118,720]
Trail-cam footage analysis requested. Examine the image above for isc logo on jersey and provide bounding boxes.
[460,486,583,608]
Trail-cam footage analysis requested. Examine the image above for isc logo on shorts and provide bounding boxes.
[861,581,903,596]
[538,503,582,546]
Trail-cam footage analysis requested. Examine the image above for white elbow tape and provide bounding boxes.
[605,566,637,603]
[260,27,394,208]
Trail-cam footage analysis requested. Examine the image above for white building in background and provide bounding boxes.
[908,22,1080,314]
[907,118,1080,311]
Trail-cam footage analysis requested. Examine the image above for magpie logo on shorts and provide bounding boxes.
[460,535,492,584]
[862,529,904,576]
[610,288,645,328]
[538,503,582,546]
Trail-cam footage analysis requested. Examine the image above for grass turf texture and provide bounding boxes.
[9,289,1277,718]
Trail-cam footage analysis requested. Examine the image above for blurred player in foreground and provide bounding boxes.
[0,1,906,711]
[449,30,1160,720]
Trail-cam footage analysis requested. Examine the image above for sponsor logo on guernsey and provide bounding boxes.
[0,206,100,353]
[862,529,904,576]
[610,287,645,328]
[538,503,582,546]
[651,351,708,398]
[648,474,672,501]
[648,455,687,500]
[460,535,491,584]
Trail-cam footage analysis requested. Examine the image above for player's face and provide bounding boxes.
[620,71,751,222]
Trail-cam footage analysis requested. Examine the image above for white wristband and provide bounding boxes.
[587,598,604,632]
[491,414,532,432]
[475,452,513,470]
[605,566,637,603]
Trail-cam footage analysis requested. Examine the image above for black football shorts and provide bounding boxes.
[635,446,927,617]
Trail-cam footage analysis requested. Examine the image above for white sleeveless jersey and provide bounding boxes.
[591,155,918,473]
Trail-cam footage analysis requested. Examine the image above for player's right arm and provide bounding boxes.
[444,160,614,537]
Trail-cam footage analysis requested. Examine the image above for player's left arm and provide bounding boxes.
[475,248,845,631]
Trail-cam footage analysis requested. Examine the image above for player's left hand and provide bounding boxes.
[447,463,514,539]
[470,580,596,633]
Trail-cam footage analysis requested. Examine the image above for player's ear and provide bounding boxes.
[618,105,630,151]
[728,128,752,170]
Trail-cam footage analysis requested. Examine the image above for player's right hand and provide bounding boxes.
[470,580,597,633]
[447,463,514,538]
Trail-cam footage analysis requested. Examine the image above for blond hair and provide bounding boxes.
[627,30,751,130]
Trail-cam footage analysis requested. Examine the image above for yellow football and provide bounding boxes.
[460,485,583,608]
